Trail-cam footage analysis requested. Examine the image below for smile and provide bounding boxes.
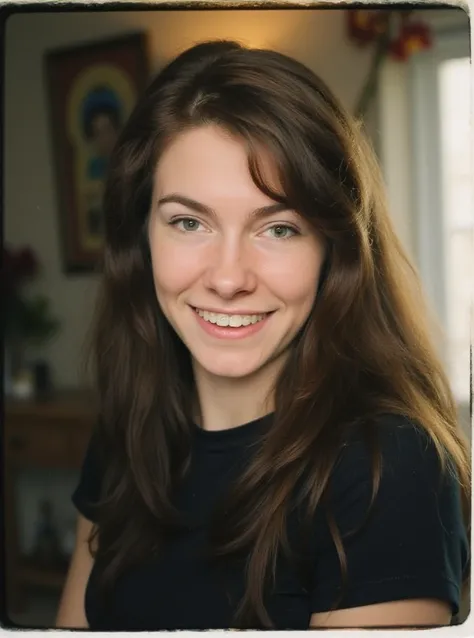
[194,308,268,328]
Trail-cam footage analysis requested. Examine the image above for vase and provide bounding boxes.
[5,338,34,400]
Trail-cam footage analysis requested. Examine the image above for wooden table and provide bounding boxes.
[4,390,96,615]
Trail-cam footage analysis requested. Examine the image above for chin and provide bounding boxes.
[194,353,270,381]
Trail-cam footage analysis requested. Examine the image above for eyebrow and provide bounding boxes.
[157,194,289,220]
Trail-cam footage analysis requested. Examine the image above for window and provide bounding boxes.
[409,28,471,405]
[438,57,472,403]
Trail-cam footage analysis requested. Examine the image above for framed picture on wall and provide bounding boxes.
[45,33,149,273]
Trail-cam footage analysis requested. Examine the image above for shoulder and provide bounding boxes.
[332,413,451,494]
[308,414,469,616]
[323,412,467,550]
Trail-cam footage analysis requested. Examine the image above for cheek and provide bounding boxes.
[149,236,202,297]
[263,250,323,307]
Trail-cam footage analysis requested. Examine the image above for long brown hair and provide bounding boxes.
[86,40,470,627]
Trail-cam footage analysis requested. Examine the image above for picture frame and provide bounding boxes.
[45,33,149,273]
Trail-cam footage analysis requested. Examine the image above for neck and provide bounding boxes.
[192,358,284,431]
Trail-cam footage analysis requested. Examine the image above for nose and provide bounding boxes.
[202,238,257,300]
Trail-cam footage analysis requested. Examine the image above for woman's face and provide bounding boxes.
[148,125,325,381]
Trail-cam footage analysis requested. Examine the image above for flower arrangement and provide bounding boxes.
[3,245,60,397]
[3,244,60,346]
[347,9,432,118]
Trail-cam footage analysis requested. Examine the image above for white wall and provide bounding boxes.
[5,8,374,389]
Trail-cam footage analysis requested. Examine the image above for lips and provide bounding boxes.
[191,305,274,340]
[194,307,268,328]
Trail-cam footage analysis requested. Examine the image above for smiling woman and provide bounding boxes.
[148,125,324,385]
[55,41,469,631]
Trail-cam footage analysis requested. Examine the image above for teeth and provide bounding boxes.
[216,314,229,327]
[195,309,266,327]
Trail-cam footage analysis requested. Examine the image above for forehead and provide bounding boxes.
[154,125,281,204]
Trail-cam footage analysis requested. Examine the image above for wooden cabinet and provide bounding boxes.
[4,390,96,615]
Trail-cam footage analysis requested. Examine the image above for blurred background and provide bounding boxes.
[3,5,471,628]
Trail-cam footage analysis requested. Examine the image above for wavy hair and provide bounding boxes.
[86,40,470,627]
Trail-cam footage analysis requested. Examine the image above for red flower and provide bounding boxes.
[15,247,38,279]
[2,245,39,297]
[347,10,389,46]
[390,37,408,61]
[390,21,432,61]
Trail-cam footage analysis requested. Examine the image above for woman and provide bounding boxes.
[56,40,470,630]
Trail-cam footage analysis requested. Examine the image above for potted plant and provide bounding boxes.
[3,244,60,398]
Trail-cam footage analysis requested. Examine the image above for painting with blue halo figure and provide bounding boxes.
[46,34,149,273]
[83,86,123,181]
[81,86,123,239]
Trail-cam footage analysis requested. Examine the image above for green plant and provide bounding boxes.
[3,245,60,346]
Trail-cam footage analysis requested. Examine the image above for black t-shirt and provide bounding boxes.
[72,413,469,630]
